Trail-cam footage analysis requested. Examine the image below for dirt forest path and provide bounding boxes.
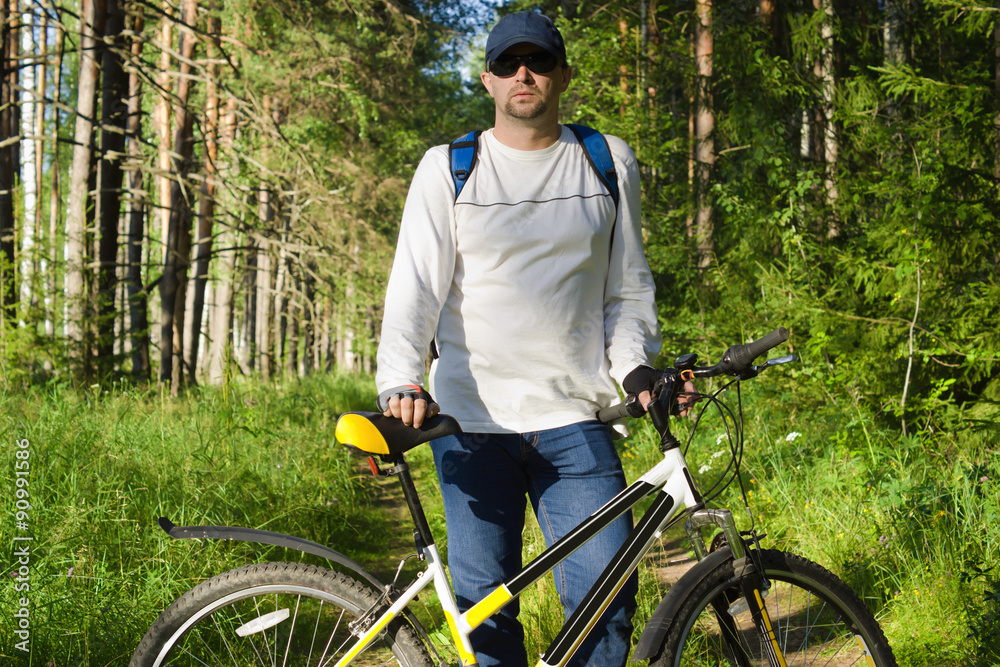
[648,527,700,588]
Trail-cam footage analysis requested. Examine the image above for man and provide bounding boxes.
[376,11,666,666]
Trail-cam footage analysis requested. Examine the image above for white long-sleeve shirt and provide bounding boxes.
[376,126,661,433]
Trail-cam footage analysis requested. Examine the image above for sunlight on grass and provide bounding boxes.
[2,373,996,665]
[0,374,383,662]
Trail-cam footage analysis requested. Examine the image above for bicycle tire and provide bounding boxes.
[130,561,434,667]
[653,549,897,667]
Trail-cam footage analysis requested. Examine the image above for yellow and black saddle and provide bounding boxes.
[335,412,462,461]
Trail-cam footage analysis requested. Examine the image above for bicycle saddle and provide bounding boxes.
[335,411,462,460]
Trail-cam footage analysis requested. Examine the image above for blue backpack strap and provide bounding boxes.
[566,123,619,210]
[449,130,482,200]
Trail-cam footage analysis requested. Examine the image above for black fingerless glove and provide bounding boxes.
[623,365,663,396]
[376,385,435,412]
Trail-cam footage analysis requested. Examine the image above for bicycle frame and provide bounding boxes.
[145,331,807,667]
[339,446,707,667]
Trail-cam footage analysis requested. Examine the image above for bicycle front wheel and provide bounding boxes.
[130,561,433,667]
[656,549,896,667]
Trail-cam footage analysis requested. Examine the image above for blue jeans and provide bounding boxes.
[431,421,636,667]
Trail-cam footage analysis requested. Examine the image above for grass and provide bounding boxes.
[676,374,1000,666]
[0,374,405,664]
[2,371,997,665]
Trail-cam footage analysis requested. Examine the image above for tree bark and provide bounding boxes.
[286,263,299,377]
[693,0,715,271]
[158,0,198,392]
[18,3,36,317]
[255,184,273,381]
[814,0,839,236]
[272,224,289,380]
[64,0,105,369]
[96,0,128,374]
[0,0,19,327]
[301,262,316,376]
[206,96,238,383]
[994,8,1000,181]
[154,1,172,252]
[186,11,221,384]
[883,0,907,68]
[124,11,149,381]
[241,203,257,374]
[45,17,64,338]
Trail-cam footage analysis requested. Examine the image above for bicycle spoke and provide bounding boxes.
[209,612,240,666]
[132,564,429,667]
[665,551,895,667]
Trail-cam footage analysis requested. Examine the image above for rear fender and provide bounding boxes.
[157,517,385,590]
[157,517,447,664]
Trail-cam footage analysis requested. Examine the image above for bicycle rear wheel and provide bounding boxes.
[655,549,896,667]
[130,561,433,667]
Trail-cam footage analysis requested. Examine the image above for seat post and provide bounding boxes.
[393,455,436,551]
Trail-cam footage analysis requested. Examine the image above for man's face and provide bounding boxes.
[481,43,572,123]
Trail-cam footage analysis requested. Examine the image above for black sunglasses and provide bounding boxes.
[488,51,561,78]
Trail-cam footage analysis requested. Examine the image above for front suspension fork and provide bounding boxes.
[685,509,789,667]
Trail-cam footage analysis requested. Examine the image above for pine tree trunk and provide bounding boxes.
[272,233,288,379]
[301,261,316,376]
[883,0,907,67]
[125,11,149,381]
[19,4,36,317]
[322,298,333,372]
[158,0,198,392]
[814,0,839,236]
[693,0,715,272]
[32,10,44,288]
[0,0,19,327]
[242,226,257,374]
[64,0,105,370]
[148,1,172,366]
[186,13,221,385]
[255,184,273,381]
[994,9,1000,181]
[207,229,237,383]
[206,97,238,384]
[96,0,128,374]
[286,266,299,377]
[154,3,172,254]
[45,19,63,338]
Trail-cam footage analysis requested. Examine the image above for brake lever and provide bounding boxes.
[762,354,797,367]
[736,354,798,381]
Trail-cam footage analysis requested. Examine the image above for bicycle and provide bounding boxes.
[130,327,898,667]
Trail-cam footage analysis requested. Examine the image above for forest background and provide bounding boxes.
[1,0,999,664]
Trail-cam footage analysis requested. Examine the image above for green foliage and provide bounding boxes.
[635,362,1000,665]
[556,0,1000,441]
[5,0,1000,661]
[0,373,398,663]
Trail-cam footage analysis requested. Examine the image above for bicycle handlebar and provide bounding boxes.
[717,327,789,376]
[596,394,646,423]
[597,327,791,425]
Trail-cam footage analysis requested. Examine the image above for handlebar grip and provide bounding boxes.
[725,327,790,371]
[597,395,645,424]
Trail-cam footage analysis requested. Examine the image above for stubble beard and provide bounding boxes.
[503,94,548,122]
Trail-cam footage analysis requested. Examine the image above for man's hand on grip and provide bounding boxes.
[377,385,440,428]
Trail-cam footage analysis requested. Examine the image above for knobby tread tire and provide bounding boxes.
[130,561,433,667]
[654,549,897,667]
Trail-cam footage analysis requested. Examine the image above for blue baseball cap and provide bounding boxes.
[485,11,566,66]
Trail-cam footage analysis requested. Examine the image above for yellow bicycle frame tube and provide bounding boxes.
[332,544,479,667]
